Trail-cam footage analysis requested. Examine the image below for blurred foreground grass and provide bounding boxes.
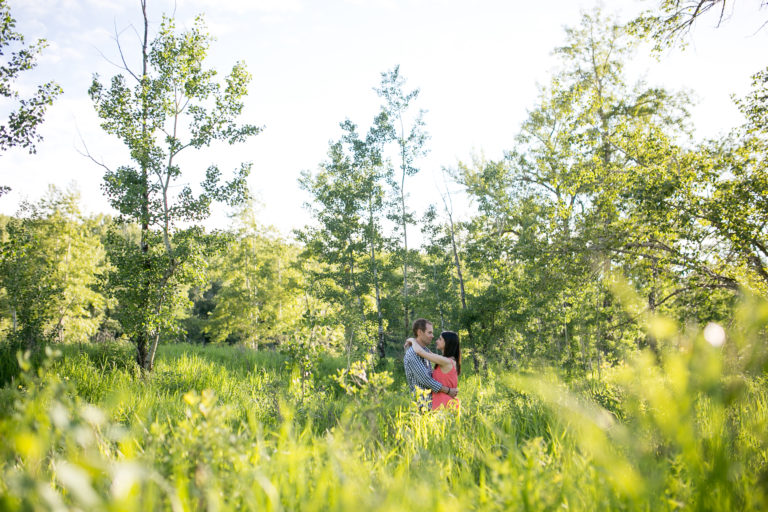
[1,296,768,510]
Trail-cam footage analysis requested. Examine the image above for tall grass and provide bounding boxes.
[1,297,767,510]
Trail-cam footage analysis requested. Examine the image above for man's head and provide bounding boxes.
[412,318,434,346]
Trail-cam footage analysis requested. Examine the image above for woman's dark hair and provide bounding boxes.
[438,331,461,376]
[412,318,432,338]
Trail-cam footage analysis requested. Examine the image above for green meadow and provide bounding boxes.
[2,297,767,511]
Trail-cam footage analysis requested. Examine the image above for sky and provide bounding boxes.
[2,0,766,242]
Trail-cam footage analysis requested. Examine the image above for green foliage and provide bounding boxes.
[1,294,767,510]
[696,66,768,295]
[0,215,62,346]
[514,289,768,509]
[456,10,738,370]
[331,353,394,400]
[203,203,305,347]
[376,65,428,338]
[100,225,209,349]
[298,116,391,362]
[88,7,260,370]
[0,187,107,346]
[3,7,768,508]
[0,0,62,155]
[415,205,465,331]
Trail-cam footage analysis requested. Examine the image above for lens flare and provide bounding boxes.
[703,322,726,347]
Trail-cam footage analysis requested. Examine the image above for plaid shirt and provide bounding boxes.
[403,345,444,399]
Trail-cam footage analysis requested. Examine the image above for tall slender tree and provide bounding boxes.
[375,66,428,337]
[342,116,391,357]
[298,127,371,366]
[88,2,259,371]
[298,114,393,362]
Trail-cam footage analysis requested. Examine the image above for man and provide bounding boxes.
[403,318,458,408]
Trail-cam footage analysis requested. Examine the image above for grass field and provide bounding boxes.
[1,318,767,511]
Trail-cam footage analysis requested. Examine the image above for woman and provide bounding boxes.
[409,331,461,410]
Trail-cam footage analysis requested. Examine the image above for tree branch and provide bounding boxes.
[76,129,114,174]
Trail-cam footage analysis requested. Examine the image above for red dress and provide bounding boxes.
[431,363,459,410]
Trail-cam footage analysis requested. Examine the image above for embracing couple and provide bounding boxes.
[403,318,461,411]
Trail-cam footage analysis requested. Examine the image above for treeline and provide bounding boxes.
[0,191,303,346]
[1,7,766,375]
[295,11,768,372]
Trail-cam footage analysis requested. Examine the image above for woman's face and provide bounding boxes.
[436,336,445,351]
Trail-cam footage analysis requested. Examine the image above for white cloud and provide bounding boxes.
[183,0,304,15]
[72,26,116,46]
[258,14,287,25]
[12,0,83,33]
[200,19,238,37]
[38,39,83,64]
[12,0,77,18]
[342,0,398,8]
[83,0,130,13]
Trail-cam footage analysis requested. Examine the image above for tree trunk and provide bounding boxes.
[369,203,385,359]
[563,317,569,370]
[148,331,161,371]
[595,293,602,379]
[400,120,410,338]
[433,264,444,331]
[646,254,659,353]
[445,200,478,361]
[471,331,481,372]
[136,331,150,370]
[347,254,368,364]
[137,0,152,373]
[438,177,479,367]
[401,196,409,338]
[446,207,467,311]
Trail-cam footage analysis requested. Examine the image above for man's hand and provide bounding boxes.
[404,337,415,350]
[448,387,458,398]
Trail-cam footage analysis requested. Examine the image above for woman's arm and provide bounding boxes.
[411,343,454,372]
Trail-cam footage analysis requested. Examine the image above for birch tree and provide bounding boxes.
[88,2,259,370]
[376,66,428,337]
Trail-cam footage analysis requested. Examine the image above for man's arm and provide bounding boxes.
[404,349,446,394]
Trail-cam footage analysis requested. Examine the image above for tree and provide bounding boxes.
[417,204,464,334]
[696,67,768,295]
[38,189,108,344]
[0,0,62,195]
[0,0,62,153]
[375,66,428,337]
[436,168,476,352]
[297,120,384,366]
[631,0,768,50]
[341,116,391,357]
[457,11,735,368]
[203,202,304,347]
[0,214,61,346]
[0,187,106,346]
[88,2,260,371]
[629,0,768,297]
